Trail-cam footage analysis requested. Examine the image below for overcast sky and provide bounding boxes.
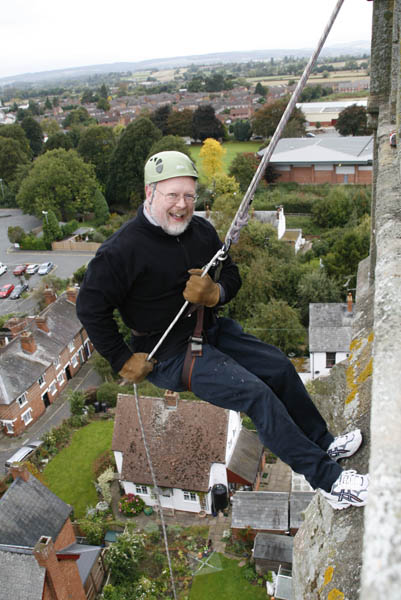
[1,0,373,79]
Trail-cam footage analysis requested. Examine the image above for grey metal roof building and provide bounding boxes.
[253,532,293,566]
[231,491,289,532]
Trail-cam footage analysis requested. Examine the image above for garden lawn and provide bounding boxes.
[189,554,268,600]
[43,420,114,518]
[190,141,261,180]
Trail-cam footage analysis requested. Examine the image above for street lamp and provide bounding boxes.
[0,178,4,201]
[42,210,48,224]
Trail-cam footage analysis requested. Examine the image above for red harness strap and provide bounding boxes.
[181,305,204,391]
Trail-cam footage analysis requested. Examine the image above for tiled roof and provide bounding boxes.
[0,293,82,405]
[253,532,293,563]
[231,491,289,531]
[112,395,228,492]
[0,475,72,547]
[0,548,45,600]
[227,428,264,484]
[309,303,353,352]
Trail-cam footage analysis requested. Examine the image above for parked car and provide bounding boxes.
[13,264,27,276]
[26,263,40,274]
[0,263,7,276]
[4,440,43,473]
[38,261,54,275]
[0,284,15,298]
[10,283,29,299]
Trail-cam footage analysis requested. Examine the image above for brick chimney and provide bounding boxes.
[66,286,78,304]
[10,464,30,482]
[4,317,27,338]
[347,292,353,313]
[164,389,179,409]
[44,287,57,305]
[35,316,49,333]
[34,537,70,600]
[20,330,37,353]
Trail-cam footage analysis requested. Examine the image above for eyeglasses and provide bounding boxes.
[155,189,198,204]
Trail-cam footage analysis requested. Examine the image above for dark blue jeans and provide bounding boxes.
[147,317,342,492]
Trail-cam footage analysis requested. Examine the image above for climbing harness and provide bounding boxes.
[134,1,345,595]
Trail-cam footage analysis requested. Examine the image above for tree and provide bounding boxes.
[232,119,252,141]
[81,89,97,104]
[77,125,116,186]
[150,104,172,135]
[0,123,31,158]
[62,106,92,128]
[21,116,43,156]
[322,218,370,286]
[44,97,52,110]
[93,188,110,224]
[312,187,370,228]
[255,82,267,96]
[17,148,100,220]
[96,97,110,111]
[7,225,25,243]
[0,137,30,183]
[43,132,74,152]
[147,135,192,160]
[335,104,372,136]
[106,117,161,208]
[192,104,224,141]
[104,530,145,585]
[199,138,225,183]
[229,152,259,191]
[166,108,194,137]
[40,118,60,137]
[42,209,62,245]
[252,96,306,138]
[99,83,108,99]
[69,390,86,415]
[296,269,342,324]
[245,299,306,355]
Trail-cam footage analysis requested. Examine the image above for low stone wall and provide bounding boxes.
[51,238,100,252]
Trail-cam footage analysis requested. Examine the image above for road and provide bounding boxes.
[0,208,95,316]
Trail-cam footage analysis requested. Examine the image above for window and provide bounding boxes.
[68,340,75,352]
[71,354,78,367]
[326,352,336,368]
[37,375,45,387]
[5,422,14,434]
[183,491,197,502]
[17,393,28,408]
[49,381,57,396]
[161,488,173,497]
[21,408,33,425]
[57,372,65,385]
[53,357,61,369]
[136,485,148,495]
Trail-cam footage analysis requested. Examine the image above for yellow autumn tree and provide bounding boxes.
[199,138,225,183]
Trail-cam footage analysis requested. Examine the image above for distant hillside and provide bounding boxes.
[0,41,370,86]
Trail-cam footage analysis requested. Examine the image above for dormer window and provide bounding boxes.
[17,393,28,408]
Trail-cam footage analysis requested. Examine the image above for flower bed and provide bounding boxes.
[119,493,145,516]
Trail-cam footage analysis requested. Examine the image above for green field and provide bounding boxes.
[43,420,114,518]
[190,141,261,180]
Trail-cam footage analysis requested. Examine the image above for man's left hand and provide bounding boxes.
[183,269,220,307]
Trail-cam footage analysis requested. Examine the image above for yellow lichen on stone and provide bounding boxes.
[346,363,358,404]
[357,357,373,384]
[323,566,334,585]
[327,590,345,600]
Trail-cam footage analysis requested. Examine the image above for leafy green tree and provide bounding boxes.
[296,269,343,324]
[21,116,43,156]
[40,118,60,137]
[81,89,97,104]
[93,188,110,224]
[62,106,93,128]
[0,137,30,183]
[252,96,306,138]
[7,225,25,243]
[17,148,100,220]
[72,264,87,285]
[192,104,224,141]
[99,83,108,99]
[147,135,192,160]
[44,132,74,152]
[91,351,116,381]
[166,108,194,137]
[255,82,267,96]
[44,97,52,110]
[312,187,370,228]
[229,152,261,192]
[69,390,86,415]
[104,530,145,585]
[0,123,31,158]
[323,218,370,284]
[96,97,110,111]
[42,209,62,244]
[232,119,252,141]
[150,104,172,135]
[106,117,161,208]
[77,125,116,186]
[245,299,306,355]
[335,105,372,136]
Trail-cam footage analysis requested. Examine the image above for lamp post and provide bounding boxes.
[42,210,48,224]
[0,178,4,201]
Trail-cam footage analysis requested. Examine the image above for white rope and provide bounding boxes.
[133,383,178,600]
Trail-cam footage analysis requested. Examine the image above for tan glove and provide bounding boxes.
[119,353,156,383]
[183,268,220,307]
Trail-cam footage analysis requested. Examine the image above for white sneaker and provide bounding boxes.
[320,469,369,510]
[327,429,362,462]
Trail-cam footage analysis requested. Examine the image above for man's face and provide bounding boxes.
[145,176,196,236]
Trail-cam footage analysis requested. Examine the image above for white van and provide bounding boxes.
[4,440,43,473]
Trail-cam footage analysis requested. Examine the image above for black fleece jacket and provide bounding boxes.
[76,205,241,372]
